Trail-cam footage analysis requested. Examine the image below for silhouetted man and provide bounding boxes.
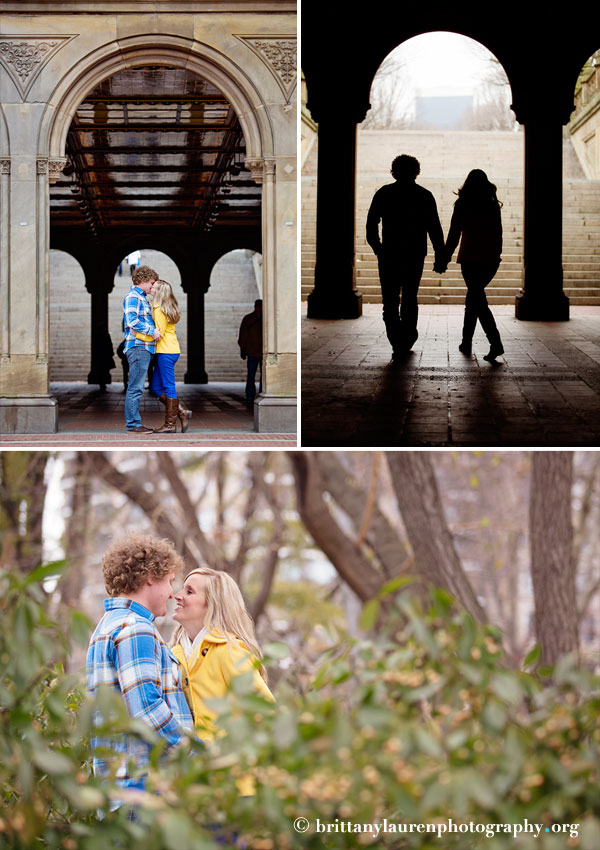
[366,154,446,358]
[238,299,263,406]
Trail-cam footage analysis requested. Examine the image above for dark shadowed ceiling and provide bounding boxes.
[50,66,261,236]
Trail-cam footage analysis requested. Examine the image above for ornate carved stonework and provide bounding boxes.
[0,36,77,99]
[48,159,67,184]
[36,159,48,175]
[0,160,10,175]
[238,36,296,101]
[245,156,265,185]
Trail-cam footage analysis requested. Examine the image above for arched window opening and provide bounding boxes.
[206,250,262,380]
[49,250,89,382]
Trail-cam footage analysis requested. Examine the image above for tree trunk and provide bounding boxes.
[59,452,91,608]
[530,452,579,665]
[386,452,486,623]
[0,452,48,574]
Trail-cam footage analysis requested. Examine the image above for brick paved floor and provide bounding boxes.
[0,383,297,448]
[301,305,600,447]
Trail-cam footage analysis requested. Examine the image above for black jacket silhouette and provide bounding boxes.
[366,181,445,260]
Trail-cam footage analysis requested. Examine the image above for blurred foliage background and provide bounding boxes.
[1,450,599,847]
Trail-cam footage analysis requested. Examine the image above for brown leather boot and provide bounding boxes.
[177,402,192,433]
[154,397,178,433]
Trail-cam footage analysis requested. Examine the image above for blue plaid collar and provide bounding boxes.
[103,597,155,622]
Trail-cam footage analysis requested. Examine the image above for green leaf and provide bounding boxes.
[359,599,380,631]
[24,560,68,587]
[70,609,93,647]
[413,727,443,758]
[482,699,507,731]
[490,672,523,705]
[262,641,289,661]
[32,748,75,776]
[524,644,541,669]
[378,575,414,597]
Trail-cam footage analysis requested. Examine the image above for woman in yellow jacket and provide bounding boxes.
[170,567,274,752]
[137,279,192,433]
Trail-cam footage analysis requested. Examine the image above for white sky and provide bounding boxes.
[377,31,503,97]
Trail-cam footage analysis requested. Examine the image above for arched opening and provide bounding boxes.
[206,249,262,379]
[564,48,600,308]
[49,250,89,381]
[47,56,262,412]
[302,31,522,308]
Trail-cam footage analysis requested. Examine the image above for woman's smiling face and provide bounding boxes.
[173,573,209,637]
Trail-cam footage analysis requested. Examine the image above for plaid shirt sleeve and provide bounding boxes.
[113,621,186,747]
[123,290,155,337]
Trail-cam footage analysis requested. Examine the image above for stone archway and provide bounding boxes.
[0,19,296,434]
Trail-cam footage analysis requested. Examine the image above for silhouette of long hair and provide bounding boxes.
[455,169,502,209]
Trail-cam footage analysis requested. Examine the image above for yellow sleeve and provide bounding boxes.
[152,305,168,335]
[225,641,275,703]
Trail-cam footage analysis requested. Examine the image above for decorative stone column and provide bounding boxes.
[307,109,363,319]
[515,117,570,320]
[183,269,209,384]
[0,159,10,366]
[246,154,297,433]
[0,155,64,433]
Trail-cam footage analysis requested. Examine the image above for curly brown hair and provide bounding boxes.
[102,533,184,596]
[132,265,158,287]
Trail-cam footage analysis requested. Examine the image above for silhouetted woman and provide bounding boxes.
[444,169,504,361]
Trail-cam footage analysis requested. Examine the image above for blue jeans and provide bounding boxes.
[152,353,180,399]
[246,356,262,402]
[125,347,152,429]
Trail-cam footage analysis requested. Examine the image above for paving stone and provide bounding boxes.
[301,304,600,447]
[0,382,297,447]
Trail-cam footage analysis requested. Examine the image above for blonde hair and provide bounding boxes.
[152,280,181,324]
[170,567,267,681]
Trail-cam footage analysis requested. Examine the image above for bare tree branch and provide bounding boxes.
[289,452,385,602]
[316,452,410,579]
[87,451,203,572]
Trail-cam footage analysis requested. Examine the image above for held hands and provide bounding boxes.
[152,329,163,341]
[433,257,448,275]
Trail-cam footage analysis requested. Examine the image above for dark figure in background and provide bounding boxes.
[98,331,115,391]
[116,319,129,391]
[443,169,504,361]
[238,299,263,406]
[366,154,446,359]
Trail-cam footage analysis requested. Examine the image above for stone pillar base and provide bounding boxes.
[0,397,58,434]
[515,291,570,321]
[184,370,208,384]
[307,288,363,319]
[254,394,297,433]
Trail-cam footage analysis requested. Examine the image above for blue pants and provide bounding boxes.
[246,356,262,402]
[125,347,152,429]
[152,353,180,399]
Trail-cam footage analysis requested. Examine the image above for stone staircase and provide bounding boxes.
[302,130,600,306]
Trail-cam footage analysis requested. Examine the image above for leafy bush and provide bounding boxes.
[1,568,599,849]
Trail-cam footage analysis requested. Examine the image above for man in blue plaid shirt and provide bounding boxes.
[87,534,194,806]
[123,265,161,432]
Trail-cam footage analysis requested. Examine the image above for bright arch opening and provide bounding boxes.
[49,250,89,381]
[364,31,516,132]
[206,249,262,380]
